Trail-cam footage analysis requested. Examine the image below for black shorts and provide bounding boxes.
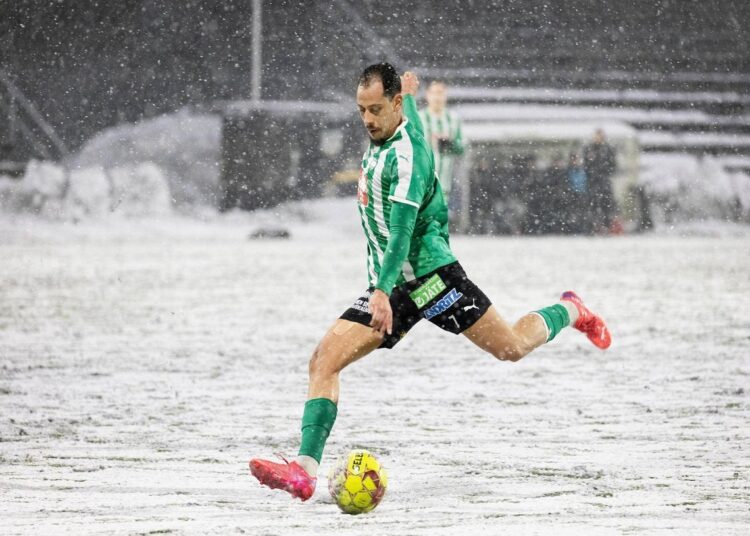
[340,262,492,349]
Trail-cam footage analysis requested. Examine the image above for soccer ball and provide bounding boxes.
[328,449,388,514]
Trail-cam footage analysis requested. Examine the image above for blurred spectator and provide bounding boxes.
[511,153,535,202]
[419,81,464,208]
[583,129,617,232]
[524,154,567,234]
[565,152,592,234]
[499,154,535,234]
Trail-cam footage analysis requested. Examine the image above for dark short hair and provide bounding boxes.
[358,63,401,99]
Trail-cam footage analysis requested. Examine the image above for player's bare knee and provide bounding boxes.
[308,346,328,379]
[308,345,340,380]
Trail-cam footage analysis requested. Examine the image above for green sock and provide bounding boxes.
[534,303,571,342]
[298,398,337,463]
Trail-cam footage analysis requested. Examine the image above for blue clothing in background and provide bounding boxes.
[567,167,587,193]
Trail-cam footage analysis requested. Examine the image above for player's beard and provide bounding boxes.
[368,129,387,146]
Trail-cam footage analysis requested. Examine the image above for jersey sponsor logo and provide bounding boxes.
[409,274,447,308]
[423,288,463,319]
[357,168,369,207]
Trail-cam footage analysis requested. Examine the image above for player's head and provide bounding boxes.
[593,128,606,144]
[426,80,448,112]
[357,63,403,145]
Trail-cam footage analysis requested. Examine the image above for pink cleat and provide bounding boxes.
[560,291,612,350]
[249,455,316,501]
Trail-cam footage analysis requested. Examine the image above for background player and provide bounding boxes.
[249,64,611,501]
[418,80,464,210]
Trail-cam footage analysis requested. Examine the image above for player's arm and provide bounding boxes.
[375,202,418,294]
[400,71,424,136]
[402,95,423,135]
[369,202,418,336]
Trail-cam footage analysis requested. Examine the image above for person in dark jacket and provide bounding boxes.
[524,155,567,234]
[582,129,617,233]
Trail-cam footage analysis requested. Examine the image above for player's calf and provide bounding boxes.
[463,293,611,363]
[484,336,530,362]
[462,307,543,363]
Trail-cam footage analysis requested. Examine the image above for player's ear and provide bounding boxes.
[392,93,403,112]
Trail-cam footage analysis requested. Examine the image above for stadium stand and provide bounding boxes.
[4,1,749,172]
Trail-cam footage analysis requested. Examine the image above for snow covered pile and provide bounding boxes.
[0,160,171,220]
[72,109,221,207]
[640,153,750,224]
[0,109,221,222]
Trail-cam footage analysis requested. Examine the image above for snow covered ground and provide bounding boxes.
[1,204,748,535]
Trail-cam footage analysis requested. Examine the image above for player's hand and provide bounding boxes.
[369,289,393,336]
[400,71,419,96]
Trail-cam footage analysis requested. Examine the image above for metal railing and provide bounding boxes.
[0,70,69,162]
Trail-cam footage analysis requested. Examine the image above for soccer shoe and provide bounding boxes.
[560,291,612,350]
[249,455,316,501]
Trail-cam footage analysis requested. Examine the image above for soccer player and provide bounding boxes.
[418,80,464,200]
[249,63,611,501]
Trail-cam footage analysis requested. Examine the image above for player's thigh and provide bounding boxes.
[310,319,384,375]
[461,306,520,358]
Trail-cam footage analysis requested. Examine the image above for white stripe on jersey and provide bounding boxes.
[365,243,377,283]
[360,200,383,284]
[371,149,390,239]
[391,133,414,201]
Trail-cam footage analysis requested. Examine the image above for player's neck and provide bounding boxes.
[428,105,444,115]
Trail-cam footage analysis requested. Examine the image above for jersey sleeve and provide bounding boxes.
[387,143,431,208]
[374,202,418,295]
[402,94,424,136]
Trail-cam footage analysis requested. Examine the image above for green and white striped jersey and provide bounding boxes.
[417,108,464,194]
[357,96,456,289]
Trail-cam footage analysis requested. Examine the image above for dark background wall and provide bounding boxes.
[2,0,749,153]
